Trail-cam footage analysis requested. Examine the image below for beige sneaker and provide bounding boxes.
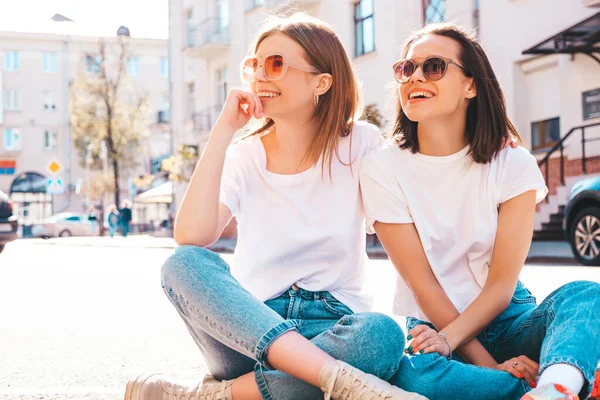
[124,372,233,400]
[319,360,428,400]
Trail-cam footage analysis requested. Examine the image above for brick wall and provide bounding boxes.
[539,156,600,196]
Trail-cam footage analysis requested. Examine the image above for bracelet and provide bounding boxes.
[438,332,453,360]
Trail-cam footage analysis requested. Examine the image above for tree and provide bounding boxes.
[359,103,386,128]
[69,38,151,206]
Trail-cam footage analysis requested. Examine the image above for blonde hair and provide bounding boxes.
[239,13,362,177]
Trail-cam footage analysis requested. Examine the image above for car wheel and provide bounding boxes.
[569,207,600,266]
[58,230,72,238]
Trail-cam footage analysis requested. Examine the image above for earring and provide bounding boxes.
[314,94,319,106]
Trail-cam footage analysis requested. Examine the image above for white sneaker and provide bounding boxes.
[319,360,428,400]
[124,372,233,400]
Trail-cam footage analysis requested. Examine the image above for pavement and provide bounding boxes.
[25,234,580,264]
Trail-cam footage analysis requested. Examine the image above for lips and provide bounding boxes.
[408,90,435,100]
[256,91,281,98]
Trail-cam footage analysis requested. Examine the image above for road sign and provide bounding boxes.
[46,178,64,195]
[47,160,63,176]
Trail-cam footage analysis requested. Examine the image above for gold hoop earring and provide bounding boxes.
[314,94,319,106]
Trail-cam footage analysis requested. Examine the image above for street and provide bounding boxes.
[1,239,599,400]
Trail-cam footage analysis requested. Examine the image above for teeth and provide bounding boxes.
[257,92,280,98]
[409,91,434,99]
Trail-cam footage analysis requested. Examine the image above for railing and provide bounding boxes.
[537,121,600,201]
[193,105,223,133]
[188,18,229,49]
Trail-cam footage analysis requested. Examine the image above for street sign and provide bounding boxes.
[46,178,64,195]
[46,160,63,176]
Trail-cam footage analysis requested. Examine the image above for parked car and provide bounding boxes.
[563,176,600,266]
[0,190,18,254]
[31,213,94,238]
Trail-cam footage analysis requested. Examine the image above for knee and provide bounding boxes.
[343,312,406,358]
[161,245,228,289]
[554,280,600,303]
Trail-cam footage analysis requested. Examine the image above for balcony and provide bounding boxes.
[193,105,223,135]
[583,0,600,7]
[185,18,230,58]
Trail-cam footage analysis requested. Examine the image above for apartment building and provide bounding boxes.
[0,27,170,230]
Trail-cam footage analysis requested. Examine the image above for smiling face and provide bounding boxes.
[398,34,475,123]
[249,33,322,119]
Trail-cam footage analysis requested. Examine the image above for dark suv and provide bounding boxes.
[563,176,600,266]
[0,190,18,254]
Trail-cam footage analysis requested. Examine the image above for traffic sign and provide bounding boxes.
[47,160,63,175]
[46,178,65,195]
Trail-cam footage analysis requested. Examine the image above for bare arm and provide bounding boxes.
[436,190,537,350]
[174,89,263,246]
[374,221,498,367]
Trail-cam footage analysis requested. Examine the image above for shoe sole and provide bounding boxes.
[124,372,158,400]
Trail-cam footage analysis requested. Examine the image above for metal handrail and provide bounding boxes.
[537,121,600,201]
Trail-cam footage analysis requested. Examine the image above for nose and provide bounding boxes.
[251,65,268,83]
[409,64,427,83]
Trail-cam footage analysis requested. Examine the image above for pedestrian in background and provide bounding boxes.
[107,204,120,238]
[119,200,132,238]
[87,205,98,236]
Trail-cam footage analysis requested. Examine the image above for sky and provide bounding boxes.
[0,0,169,39]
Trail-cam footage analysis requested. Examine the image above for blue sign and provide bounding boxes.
[46,178,64,195]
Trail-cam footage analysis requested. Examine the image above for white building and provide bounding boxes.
[0,26,170,232]
[168,0,600,238]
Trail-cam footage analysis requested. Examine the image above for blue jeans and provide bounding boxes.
[161,246,406,400]
[109,225,117,237]
[401,280,600,399]
[121,222,130,237]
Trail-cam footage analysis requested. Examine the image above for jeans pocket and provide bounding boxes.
[320,295,354,317]
[511,281,537,304]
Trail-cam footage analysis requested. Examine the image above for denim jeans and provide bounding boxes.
[161,246,406,400]
[402,280,600,399]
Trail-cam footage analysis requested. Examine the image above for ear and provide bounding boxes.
[314,73,333,96]
[466,78,476,99]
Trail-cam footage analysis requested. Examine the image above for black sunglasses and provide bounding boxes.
[392,56,471,83]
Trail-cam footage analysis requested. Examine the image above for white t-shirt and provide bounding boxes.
[219,121,382,313]
[359,142,548,321]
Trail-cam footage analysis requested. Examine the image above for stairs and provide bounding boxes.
[533,205,565,241]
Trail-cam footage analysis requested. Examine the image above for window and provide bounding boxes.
[160,57,169,77]
[86,55,100,74]
[4,129,22,151]
[531,117,560,151]
[127,57,140,76]
[188,83,196,118]
[187,9,195,47]
[354,0,375,57]
[44,130,58,150]
[43,52,57,73]
[216,67,228,108]
[247,0,264,9]
[43,92,57,112]
[217,0,229,34]
[5,51,19,71]
[423,0,445,25]
[3,90,22,111]
[66,215,81,222]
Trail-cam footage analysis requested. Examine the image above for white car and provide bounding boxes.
[31,213,96,238]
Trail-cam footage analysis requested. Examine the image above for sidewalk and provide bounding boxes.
[28,235,578,264]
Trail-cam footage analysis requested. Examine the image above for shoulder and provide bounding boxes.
[349,121,383,153]
[360,140,403,178]
[493,145,539,171]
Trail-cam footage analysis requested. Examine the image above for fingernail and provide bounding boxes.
[407,346,413,354]
[419,350,424,354]
[517,373,523,379]
[407,334,412,340]
[531,382,536,388]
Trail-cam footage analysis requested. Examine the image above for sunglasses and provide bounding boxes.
[240,54,321,84]
[392,56,470,83]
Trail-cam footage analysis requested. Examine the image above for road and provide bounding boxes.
[1,239,598,399]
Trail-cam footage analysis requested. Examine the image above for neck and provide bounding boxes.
[263,113,317,158]
[417,112,468,156]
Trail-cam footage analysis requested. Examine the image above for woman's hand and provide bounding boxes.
[496,356,539,388]
[502,135,519,149]
[406,325,450,357]
[216,89,263,132]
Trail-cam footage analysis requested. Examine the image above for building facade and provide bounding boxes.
[168,0,600,237]
[0,30,170,230]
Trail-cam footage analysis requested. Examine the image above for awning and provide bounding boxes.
[522,12,600,57]
[135,181,172,204]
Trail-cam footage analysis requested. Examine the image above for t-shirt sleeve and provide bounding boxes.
[219,145,245,217]
[499,147,548,204]
[363,122,384,153]
[359,154,413,234]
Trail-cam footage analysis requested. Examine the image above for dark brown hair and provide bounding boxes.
[392,23,521,163]
[239,13,361,175]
